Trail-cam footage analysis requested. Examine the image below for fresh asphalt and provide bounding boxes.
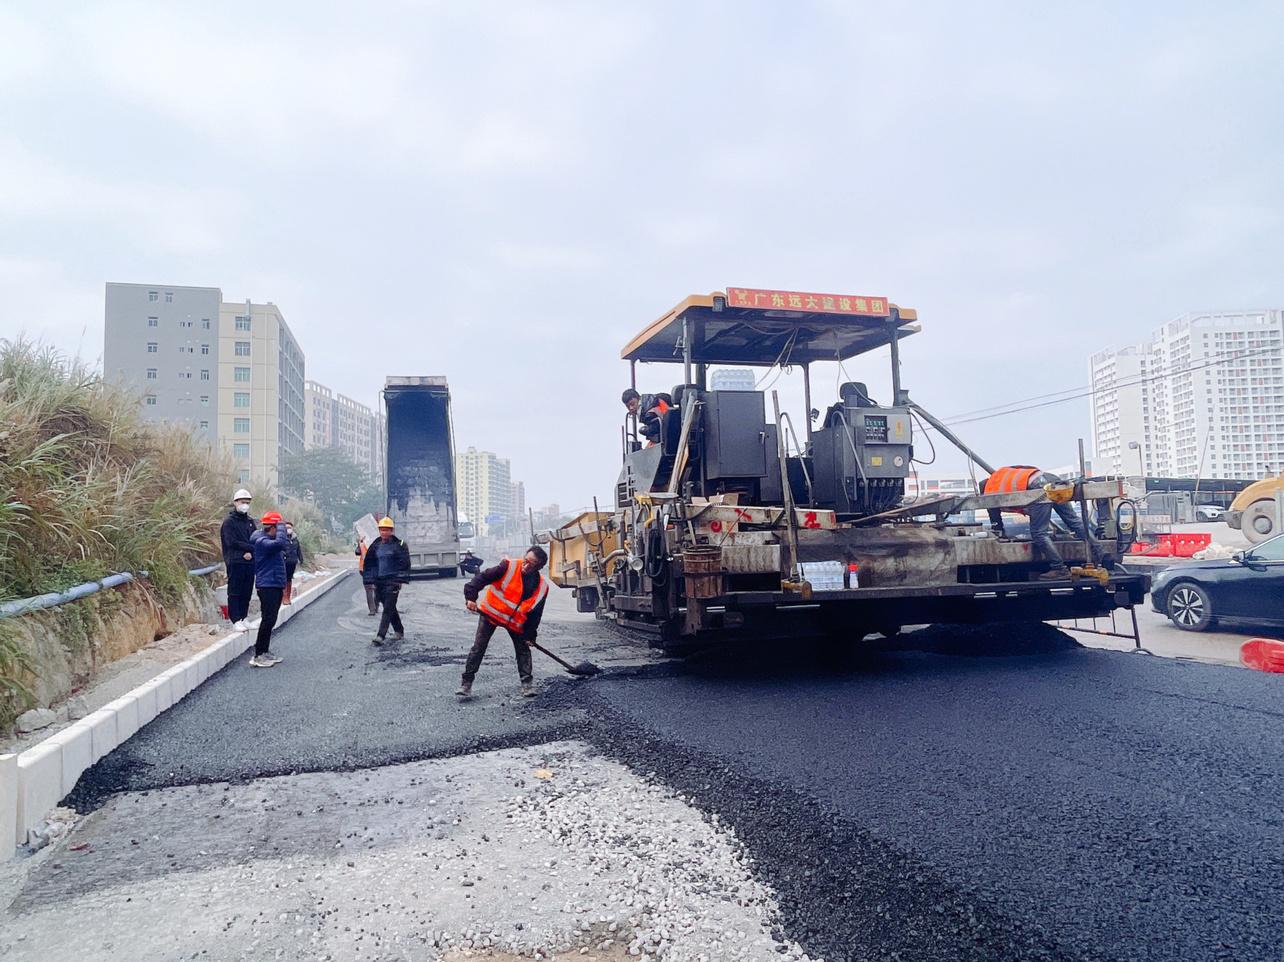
[67,577,1284,962]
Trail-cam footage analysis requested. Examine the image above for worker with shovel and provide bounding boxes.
[458,546,550,699]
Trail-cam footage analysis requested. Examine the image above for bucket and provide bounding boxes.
[681,546,725,600]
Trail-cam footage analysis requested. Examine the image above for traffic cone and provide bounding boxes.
[1240,638,1284,674]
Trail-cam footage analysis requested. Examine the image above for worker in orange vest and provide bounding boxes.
[457,545,549,699]
[621,388,673,446]
[983,466,1091,580]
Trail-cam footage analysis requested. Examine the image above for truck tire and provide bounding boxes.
[1241,499,1278,544]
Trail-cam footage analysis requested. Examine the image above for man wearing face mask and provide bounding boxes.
[220,488,257,630]
[282,520,305,605]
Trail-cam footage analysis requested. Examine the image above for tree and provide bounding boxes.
[279,447,383,535]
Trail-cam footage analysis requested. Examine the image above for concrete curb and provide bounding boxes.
[6,568,352,850]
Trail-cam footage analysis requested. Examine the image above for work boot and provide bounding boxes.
[1038,569,1070,581]
[520,681,537,697]
[391,631,405,641]
[456,681,472,698]
[372,635,385,646]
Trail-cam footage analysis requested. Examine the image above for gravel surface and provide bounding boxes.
[37,578,1284,961]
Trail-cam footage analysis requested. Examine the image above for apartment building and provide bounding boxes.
[105,284,306,488]
[304,380,384,486]
[456,447,513,538]
[1091,310,1284,479]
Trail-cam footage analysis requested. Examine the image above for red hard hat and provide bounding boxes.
[261,511,284,525]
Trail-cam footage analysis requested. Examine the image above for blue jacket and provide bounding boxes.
[251,527,290,588]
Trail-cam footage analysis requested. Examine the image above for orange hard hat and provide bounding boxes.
[261,511,284,525]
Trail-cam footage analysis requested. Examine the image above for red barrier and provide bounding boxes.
[1128,533,1212,558]
[1241,638,1284,674]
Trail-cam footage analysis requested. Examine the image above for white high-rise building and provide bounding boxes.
[455,447,512,538]
[304,380,384,487]
[1091,310,1284,479]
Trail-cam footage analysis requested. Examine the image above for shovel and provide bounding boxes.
[529,639,600,677]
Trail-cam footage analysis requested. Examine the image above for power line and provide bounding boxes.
[941,344,1282,428]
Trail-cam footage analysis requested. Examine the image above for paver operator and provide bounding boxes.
[457,546,549,699]
[368,517,410,645]
[220,488,257,630]
[983,465,1091,580]
[621,388,673,446]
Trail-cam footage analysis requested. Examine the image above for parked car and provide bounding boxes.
[1151,533,1284,631]
[1195,504,1225,521]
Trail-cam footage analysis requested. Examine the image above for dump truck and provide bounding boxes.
[1225,471,1284,544]
[548,287,1149,648]
[383,376,460,578]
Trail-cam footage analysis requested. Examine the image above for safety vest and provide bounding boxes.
[652,398,671,416]
[478,559,549,633]
[357,541,367,572]
[983,466,1040,495]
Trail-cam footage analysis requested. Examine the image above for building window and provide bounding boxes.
[200,369,210,381]
[146,342,157,353]
[200,395,209,405]
[234,367,251,383]
[235,316,251,332]
[148,291,158,302]
[145,395,157,406]
[165,291,174,303]
[235,341,251,357]
[146,368,157,379]
[201,344,210,355]
[232,443,250,459]
[234,392,250,408]
[234,417,250,433]
[147,316,158,327]
[201,318,211,330]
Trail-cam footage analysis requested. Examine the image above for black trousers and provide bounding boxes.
[254,586,284,655]
[1028,501,1091,571]
[462,616,532,684]
[376,581,403,637]
[227,563,255,622]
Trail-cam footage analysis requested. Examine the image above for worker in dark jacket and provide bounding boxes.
[459,550,483,575]
[367,517,410,645]
[219,488,257,630]
[983,466,1091,580]
[282,521,304,605]
[354,536,380,615]
[621,389,673,445]
[457,546,549,699]
[249,511,290,667]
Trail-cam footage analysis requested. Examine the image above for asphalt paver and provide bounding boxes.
[58,578,1284,962]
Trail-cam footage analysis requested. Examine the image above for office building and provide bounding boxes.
[511,480,526,535]
[304,380,384,486]
[456,447,512,538]
[1091,310,1284,479]
[105,283,306,487]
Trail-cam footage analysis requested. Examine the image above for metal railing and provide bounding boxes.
[0,563,222,620]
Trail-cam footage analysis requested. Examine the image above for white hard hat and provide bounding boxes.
[233,488,253,501]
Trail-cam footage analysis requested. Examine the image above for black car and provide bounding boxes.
[1151,533,1284,631]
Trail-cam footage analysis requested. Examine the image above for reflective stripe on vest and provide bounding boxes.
[983,466,1040,495]
[478,559,549,632]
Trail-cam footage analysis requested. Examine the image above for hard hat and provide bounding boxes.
[233,488,252,501]
[377,516,395,528]
[261,511,284,525]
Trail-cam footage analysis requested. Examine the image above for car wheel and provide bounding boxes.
[1166,581,1213,631]
[1241,499,1277,544]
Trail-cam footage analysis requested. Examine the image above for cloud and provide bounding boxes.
[0,257,103,364]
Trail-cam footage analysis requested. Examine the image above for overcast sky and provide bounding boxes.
[3,2,1283,511]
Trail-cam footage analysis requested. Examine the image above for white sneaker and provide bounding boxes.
[248,654,271,668]
[231,620,250,632]
[261,653,282,666]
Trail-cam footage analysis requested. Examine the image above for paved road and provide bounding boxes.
[49,578,1284,961]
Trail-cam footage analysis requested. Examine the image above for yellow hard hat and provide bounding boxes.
[377,517,395,528]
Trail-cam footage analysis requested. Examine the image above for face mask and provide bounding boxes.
[286,527,294,535]
[235,503,250,514]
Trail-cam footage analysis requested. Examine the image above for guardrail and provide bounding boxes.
[0,564,223,620]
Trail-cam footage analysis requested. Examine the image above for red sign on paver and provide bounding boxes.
[726,287,891,317]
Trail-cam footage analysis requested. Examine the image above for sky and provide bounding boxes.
[2,1,1283,512]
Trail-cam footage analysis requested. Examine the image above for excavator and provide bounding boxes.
[549,287,1149,648]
